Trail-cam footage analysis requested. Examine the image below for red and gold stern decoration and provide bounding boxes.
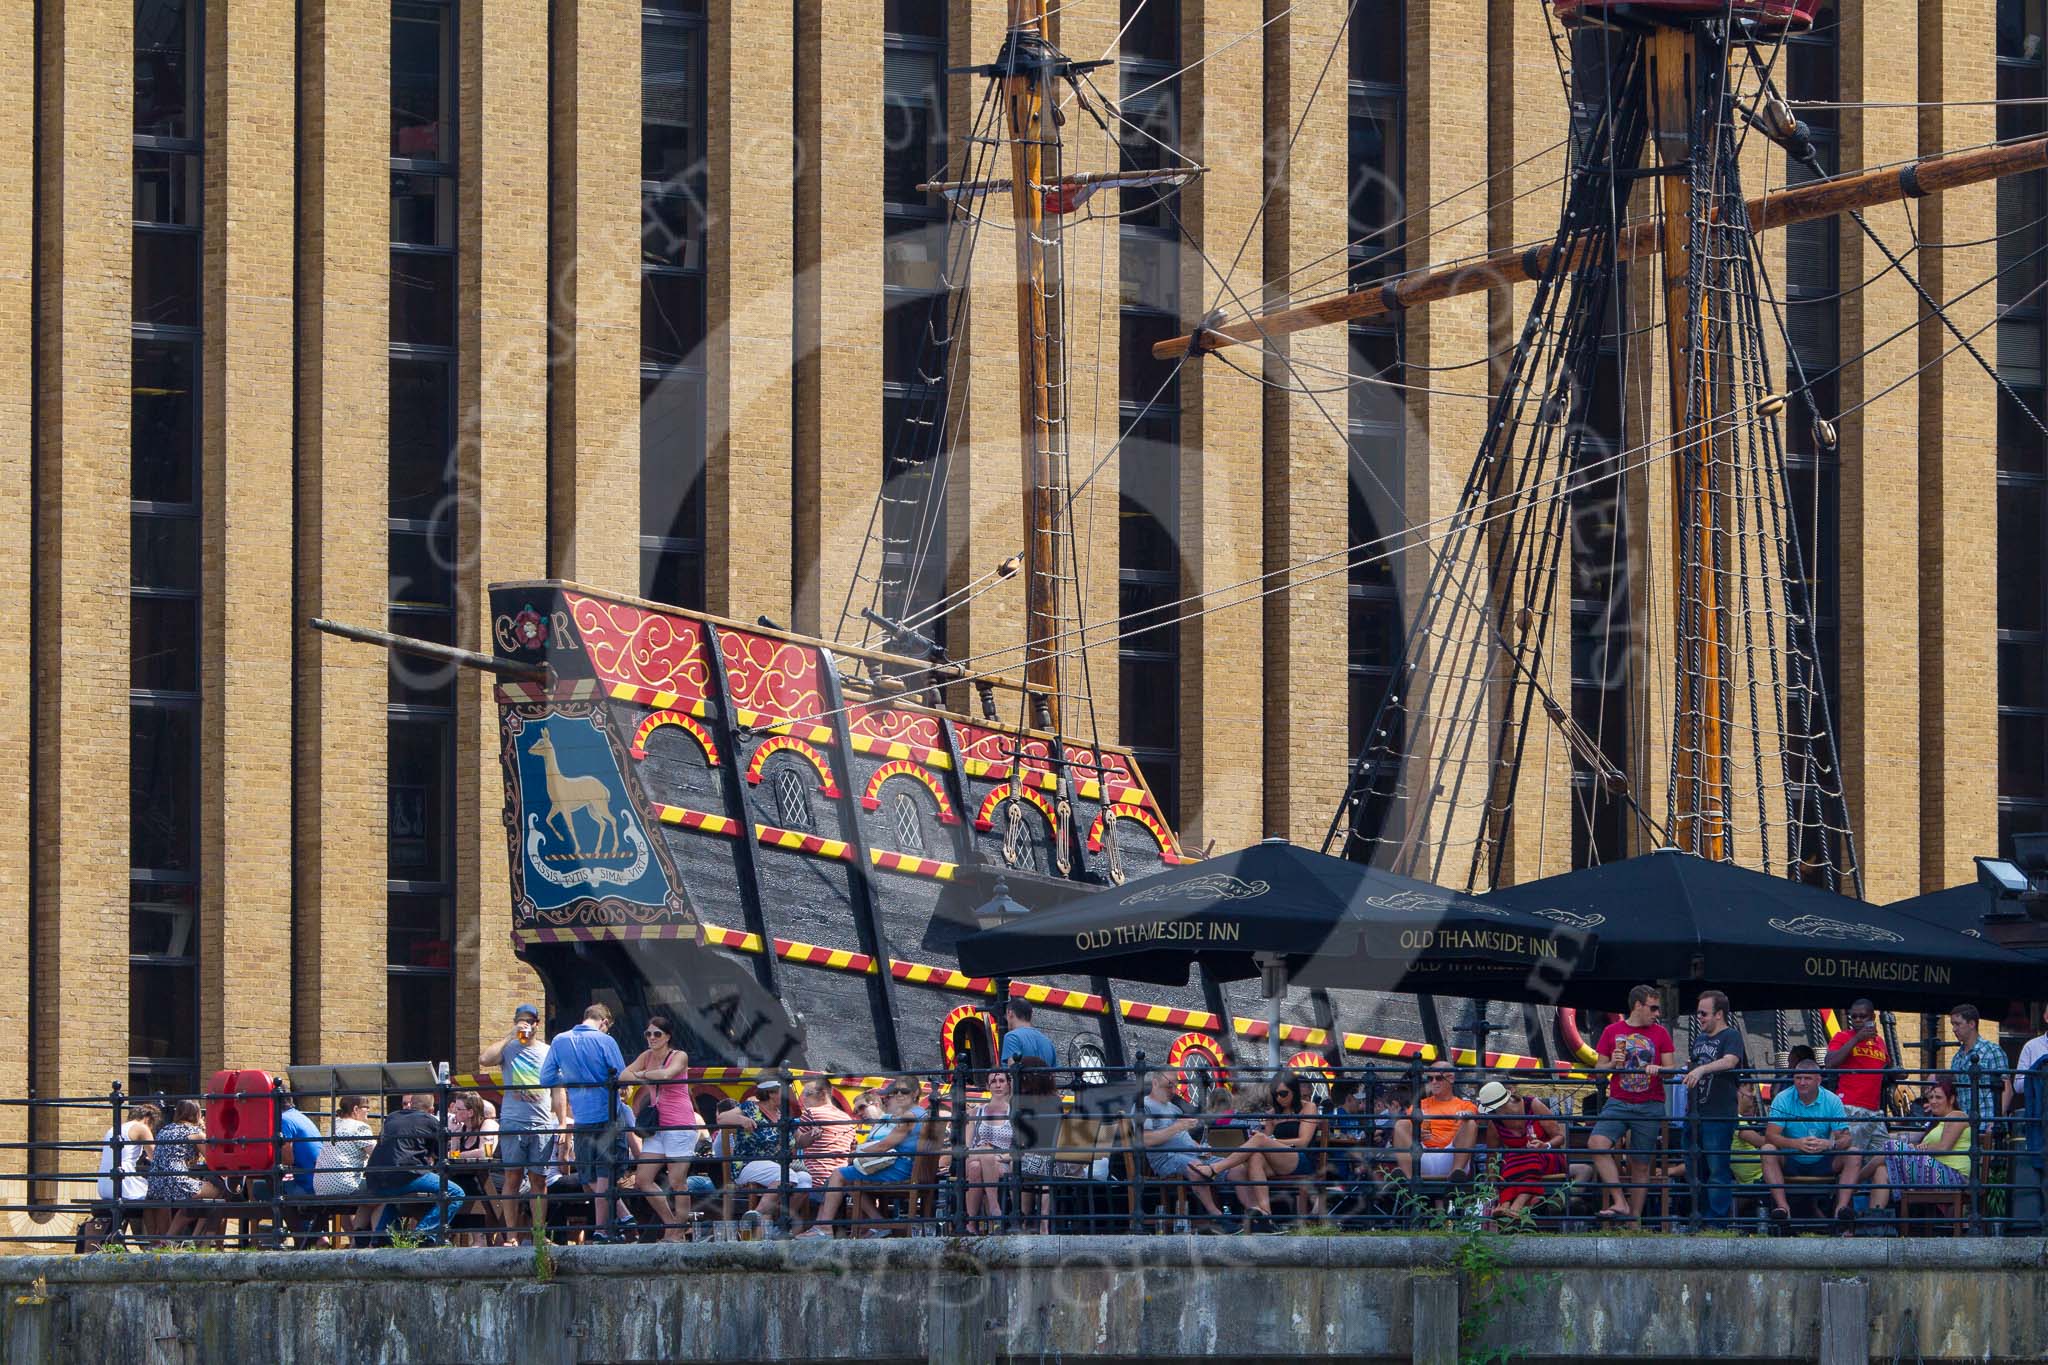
[861,760,959,823]
[744,735,841,797]
[1166,1032,1230,1100]
[940,1004,1001,1072]
[629,709,721,764]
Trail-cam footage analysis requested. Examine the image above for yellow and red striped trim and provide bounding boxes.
[753,823,852,861]
[607,682,710,714]
[680,919,1547,1070]
[630,710,720,764]
[744,735,841,796]
[860,760,959,823]
[1085,804,1186,864]
[973,783,1058,832]
[651,804,741,837]
[734,708,835,744]
[1076,778,1152,809]
[851,733,953,769]
[869,848,958,881]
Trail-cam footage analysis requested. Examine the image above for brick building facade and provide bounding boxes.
[5,0,2029,1170]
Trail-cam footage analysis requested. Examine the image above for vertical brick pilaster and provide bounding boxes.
[1252,0,1339,849]
[1404,0,1494,876]
[1917,0,1998,891]
[294,0,389,1064]
[793,0,884,638]
[1490,0,1576,885]
[547,0,639,593]
[1839,5,1922,903]
[34,0,132,1166]
[456,0,550,1062]
[1171,0,1261,855]
[948,0,1024,687]
[706,5,795,621]
[0,0,36,1161]
[202,0,297,1072]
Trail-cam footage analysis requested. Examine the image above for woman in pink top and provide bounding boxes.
[795,1079,858,1189]
[620,1011,698,1240]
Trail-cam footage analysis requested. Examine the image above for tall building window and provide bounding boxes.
[1569,338,1631,867]
[1560,33,1634,870]
[642,0,708,608]
[388,0,457,1065]
[1118,0,1183,823]
[881,0,949,642]
[1999,0,2048,849]
[130,0,202,1098]
[1782,4,1842,872]
[1345,1,1405,856]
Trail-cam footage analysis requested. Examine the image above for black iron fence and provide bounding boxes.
[10,1057,2045,1251]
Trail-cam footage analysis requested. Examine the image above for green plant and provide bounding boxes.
[385,1223,424,1251]
[1378,1178,1554,1365]
[531,1227,556,1283]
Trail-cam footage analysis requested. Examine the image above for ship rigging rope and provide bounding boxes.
[935,243,2048,684]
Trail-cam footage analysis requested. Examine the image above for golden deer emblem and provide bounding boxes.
[529,731,620,858]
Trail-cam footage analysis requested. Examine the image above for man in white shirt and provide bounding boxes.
[2014,1004,2048,1099]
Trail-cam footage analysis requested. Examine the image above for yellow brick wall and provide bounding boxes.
[202,0,298,1073]
[35,0,133,1171]
[455,0,550,1061]
[7,5,2019,1143]
[547,0,640,590]
[293,0,389,1064]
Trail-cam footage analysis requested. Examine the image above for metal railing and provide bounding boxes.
[4,1057,2041,1250]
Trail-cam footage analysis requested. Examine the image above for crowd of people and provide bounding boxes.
[80,991,2048,1247]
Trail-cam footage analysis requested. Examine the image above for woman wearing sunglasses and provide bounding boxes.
[618,1012,697,1239]
[1191,1069,1321,1231]
[801,1082,927,1238]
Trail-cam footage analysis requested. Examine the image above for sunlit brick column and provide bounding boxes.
[455,0,551,1060]
[34,0,132,1168]
[1838,7,1922,904]
[200,0,297,1072]
[946,0,1025,690]
[1171,0,1261,855]
[1490,0,1575,884]
[793,0,884,638]
[1252,0,1339,848]
[294,0,390,1063]
[1915,0,1998,890]
[1402,0,1495,879]
[546,0,640,591]
[706,4,796,621]
[0,0,36,1166]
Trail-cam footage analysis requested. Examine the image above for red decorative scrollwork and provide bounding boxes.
[848,704,947,751]
[565,593,711,701]
[720,629,824,721]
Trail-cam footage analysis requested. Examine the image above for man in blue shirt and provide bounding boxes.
[1760,1059,1861,1227]
[540,1002,630,1240]
[999,1000,1059,1068]
[268,1087,324,1244]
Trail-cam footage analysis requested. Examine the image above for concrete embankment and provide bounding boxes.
[0,1235,2043,1363]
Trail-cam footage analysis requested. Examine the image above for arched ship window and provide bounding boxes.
[773,766,814,830]
[892,791,925,854]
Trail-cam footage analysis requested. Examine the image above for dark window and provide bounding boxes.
[1345,5,1407,861]
[2000,0,2047,851]
[881,10,951,651]
[389,0,456,1068]
[131,0,201,1089]
[774,767,814,831]
[1116,1,1184,829]
[892,792,925,855]
[642,3,708,608]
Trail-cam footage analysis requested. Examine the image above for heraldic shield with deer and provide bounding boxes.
[503,706,689,929]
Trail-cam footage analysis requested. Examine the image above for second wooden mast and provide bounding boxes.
[1001,0,1069,732]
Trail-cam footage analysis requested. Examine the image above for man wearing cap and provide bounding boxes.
[480,1003,553,1244]
[718,1078,813,1231]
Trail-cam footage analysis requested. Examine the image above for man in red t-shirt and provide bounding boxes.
[1823,998,1889,1152]
[1588,985,1676,1221]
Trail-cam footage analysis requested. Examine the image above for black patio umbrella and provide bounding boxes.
[955,838,1598,997]
[1884,883,2001,935]
[1481,848,2042,1011]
